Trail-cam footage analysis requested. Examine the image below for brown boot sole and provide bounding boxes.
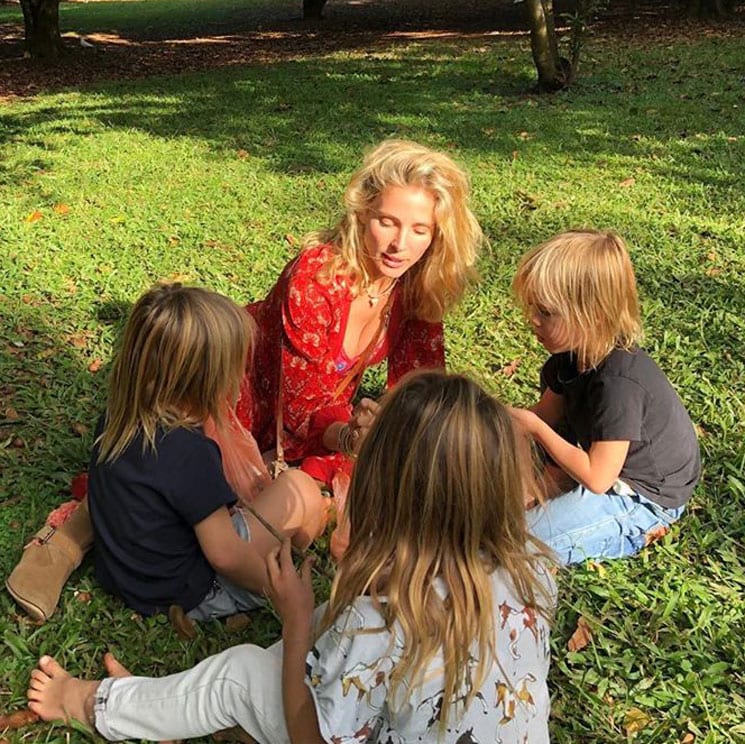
[5,578,50,622]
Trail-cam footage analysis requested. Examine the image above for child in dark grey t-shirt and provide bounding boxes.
[509,229,700,565]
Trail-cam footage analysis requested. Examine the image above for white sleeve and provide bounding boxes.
[305,600,397,743]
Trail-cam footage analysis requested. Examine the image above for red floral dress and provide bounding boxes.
[236,244,445,484]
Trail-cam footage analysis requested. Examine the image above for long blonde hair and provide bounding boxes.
[310,139,483,322]
[512,229,643,370]
[98,284,254,463]
[320,371,552,730]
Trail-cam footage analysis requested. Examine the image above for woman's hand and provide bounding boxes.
[348,397,380,452]
[265,540,315,636]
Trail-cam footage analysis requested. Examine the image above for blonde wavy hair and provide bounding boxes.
[512,229,643,371]
[319,371,553,731]
[309,139,483,323]
[98,284,254,463]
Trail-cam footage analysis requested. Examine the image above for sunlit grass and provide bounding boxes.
[1,20,744,744]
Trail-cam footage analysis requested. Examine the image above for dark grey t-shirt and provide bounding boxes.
[541,349,700,509]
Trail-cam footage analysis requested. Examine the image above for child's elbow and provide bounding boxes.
[206,546,240,576]
[585,474,617,495]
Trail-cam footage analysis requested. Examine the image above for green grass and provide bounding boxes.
[0,0,298,39]
[1,15,745,744]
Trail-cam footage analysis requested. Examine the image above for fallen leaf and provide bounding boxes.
[225,613,251,632]
[75,590,92,603]
[644,524,669,546]
[25,210,43,223]
[284,234,298,247]
[680,734,695,743]
[236,149,249,159]
[67,331,89,349]
[0,709,40,729]
[518,131,533,140]
[88,358,103,373]
[567,616,592,652]
[586,561,607,577]
[511,150,519,160]
[619,177,636,188]
[501,358,521,377]
[4,407,20,420]
[71,422,89,437]
[623,707,651,735]
[169,605,197,640]
[53,203,71,215]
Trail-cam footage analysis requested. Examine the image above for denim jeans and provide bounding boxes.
[526,481,685,566]
[187,509,266,622]
[94,643,289,743]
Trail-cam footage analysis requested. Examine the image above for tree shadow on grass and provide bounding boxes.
[0,294,126,575]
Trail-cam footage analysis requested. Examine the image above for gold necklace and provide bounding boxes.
[363,279,398,307]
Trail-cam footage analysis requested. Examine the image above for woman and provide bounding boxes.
[238,139,483,485]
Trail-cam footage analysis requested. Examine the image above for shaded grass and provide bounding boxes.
[0,0,298,39]
[1,21,744,744]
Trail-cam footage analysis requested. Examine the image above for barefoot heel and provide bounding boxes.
[6,500,93,621]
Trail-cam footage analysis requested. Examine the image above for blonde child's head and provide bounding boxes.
[99,284,254,462]
[322,370,551,729]
[309,139,482,322]
[512,229,642,370]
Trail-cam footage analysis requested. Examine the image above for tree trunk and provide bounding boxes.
[20,0,63,59]
[302,0,327,20]
[524,0,567,91]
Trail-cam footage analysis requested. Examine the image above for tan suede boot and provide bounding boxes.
[5,498,93,621]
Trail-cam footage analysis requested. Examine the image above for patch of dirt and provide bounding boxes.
[0,0,743,100]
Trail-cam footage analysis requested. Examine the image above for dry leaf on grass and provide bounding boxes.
[619,177,636,188]
[567,616,592,652]
[53,203,71,215]
[501,358,521,377]
[623,706,651,735]
[88,358,103,373]
[0,709,40,729]
[24,210,43,223]
[680,734,695,743]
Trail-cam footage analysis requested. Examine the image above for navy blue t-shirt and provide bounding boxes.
[541,349,700,509]
[88,421,236,616]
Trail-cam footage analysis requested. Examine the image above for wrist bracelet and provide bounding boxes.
[336,424,357,458]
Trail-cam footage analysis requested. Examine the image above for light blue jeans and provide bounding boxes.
[526,482,685,566]
[94,642,289,743]
[187,509,265,622]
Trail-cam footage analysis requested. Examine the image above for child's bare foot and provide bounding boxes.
[27,656,100,727]
[103,652,131,677]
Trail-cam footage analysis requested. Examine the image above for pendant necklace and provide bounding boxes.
[363,279,398,307]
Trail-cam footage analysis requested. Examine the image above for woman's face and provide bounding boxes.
[361,185,436,282]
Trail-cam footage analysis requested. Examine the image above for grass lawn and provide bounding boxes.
[1,7,744,743]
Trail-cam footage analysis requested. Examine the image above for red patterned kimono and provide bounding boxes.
[236,244,445,484]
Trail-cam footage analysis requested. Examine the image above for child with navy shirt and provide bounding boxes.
[88,284,326,620]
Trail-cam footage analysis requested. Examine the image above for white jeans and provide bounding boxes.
[94,643,290,743]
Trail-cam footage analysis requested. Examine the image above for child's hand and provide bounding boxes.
[265,540,315,633]
[508,406,539,436]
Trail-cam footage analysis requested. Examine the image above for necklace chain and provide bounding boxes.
[363,279,398,307]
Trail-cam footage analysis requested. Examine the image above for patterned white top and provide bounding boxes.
[306,566,555,744]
